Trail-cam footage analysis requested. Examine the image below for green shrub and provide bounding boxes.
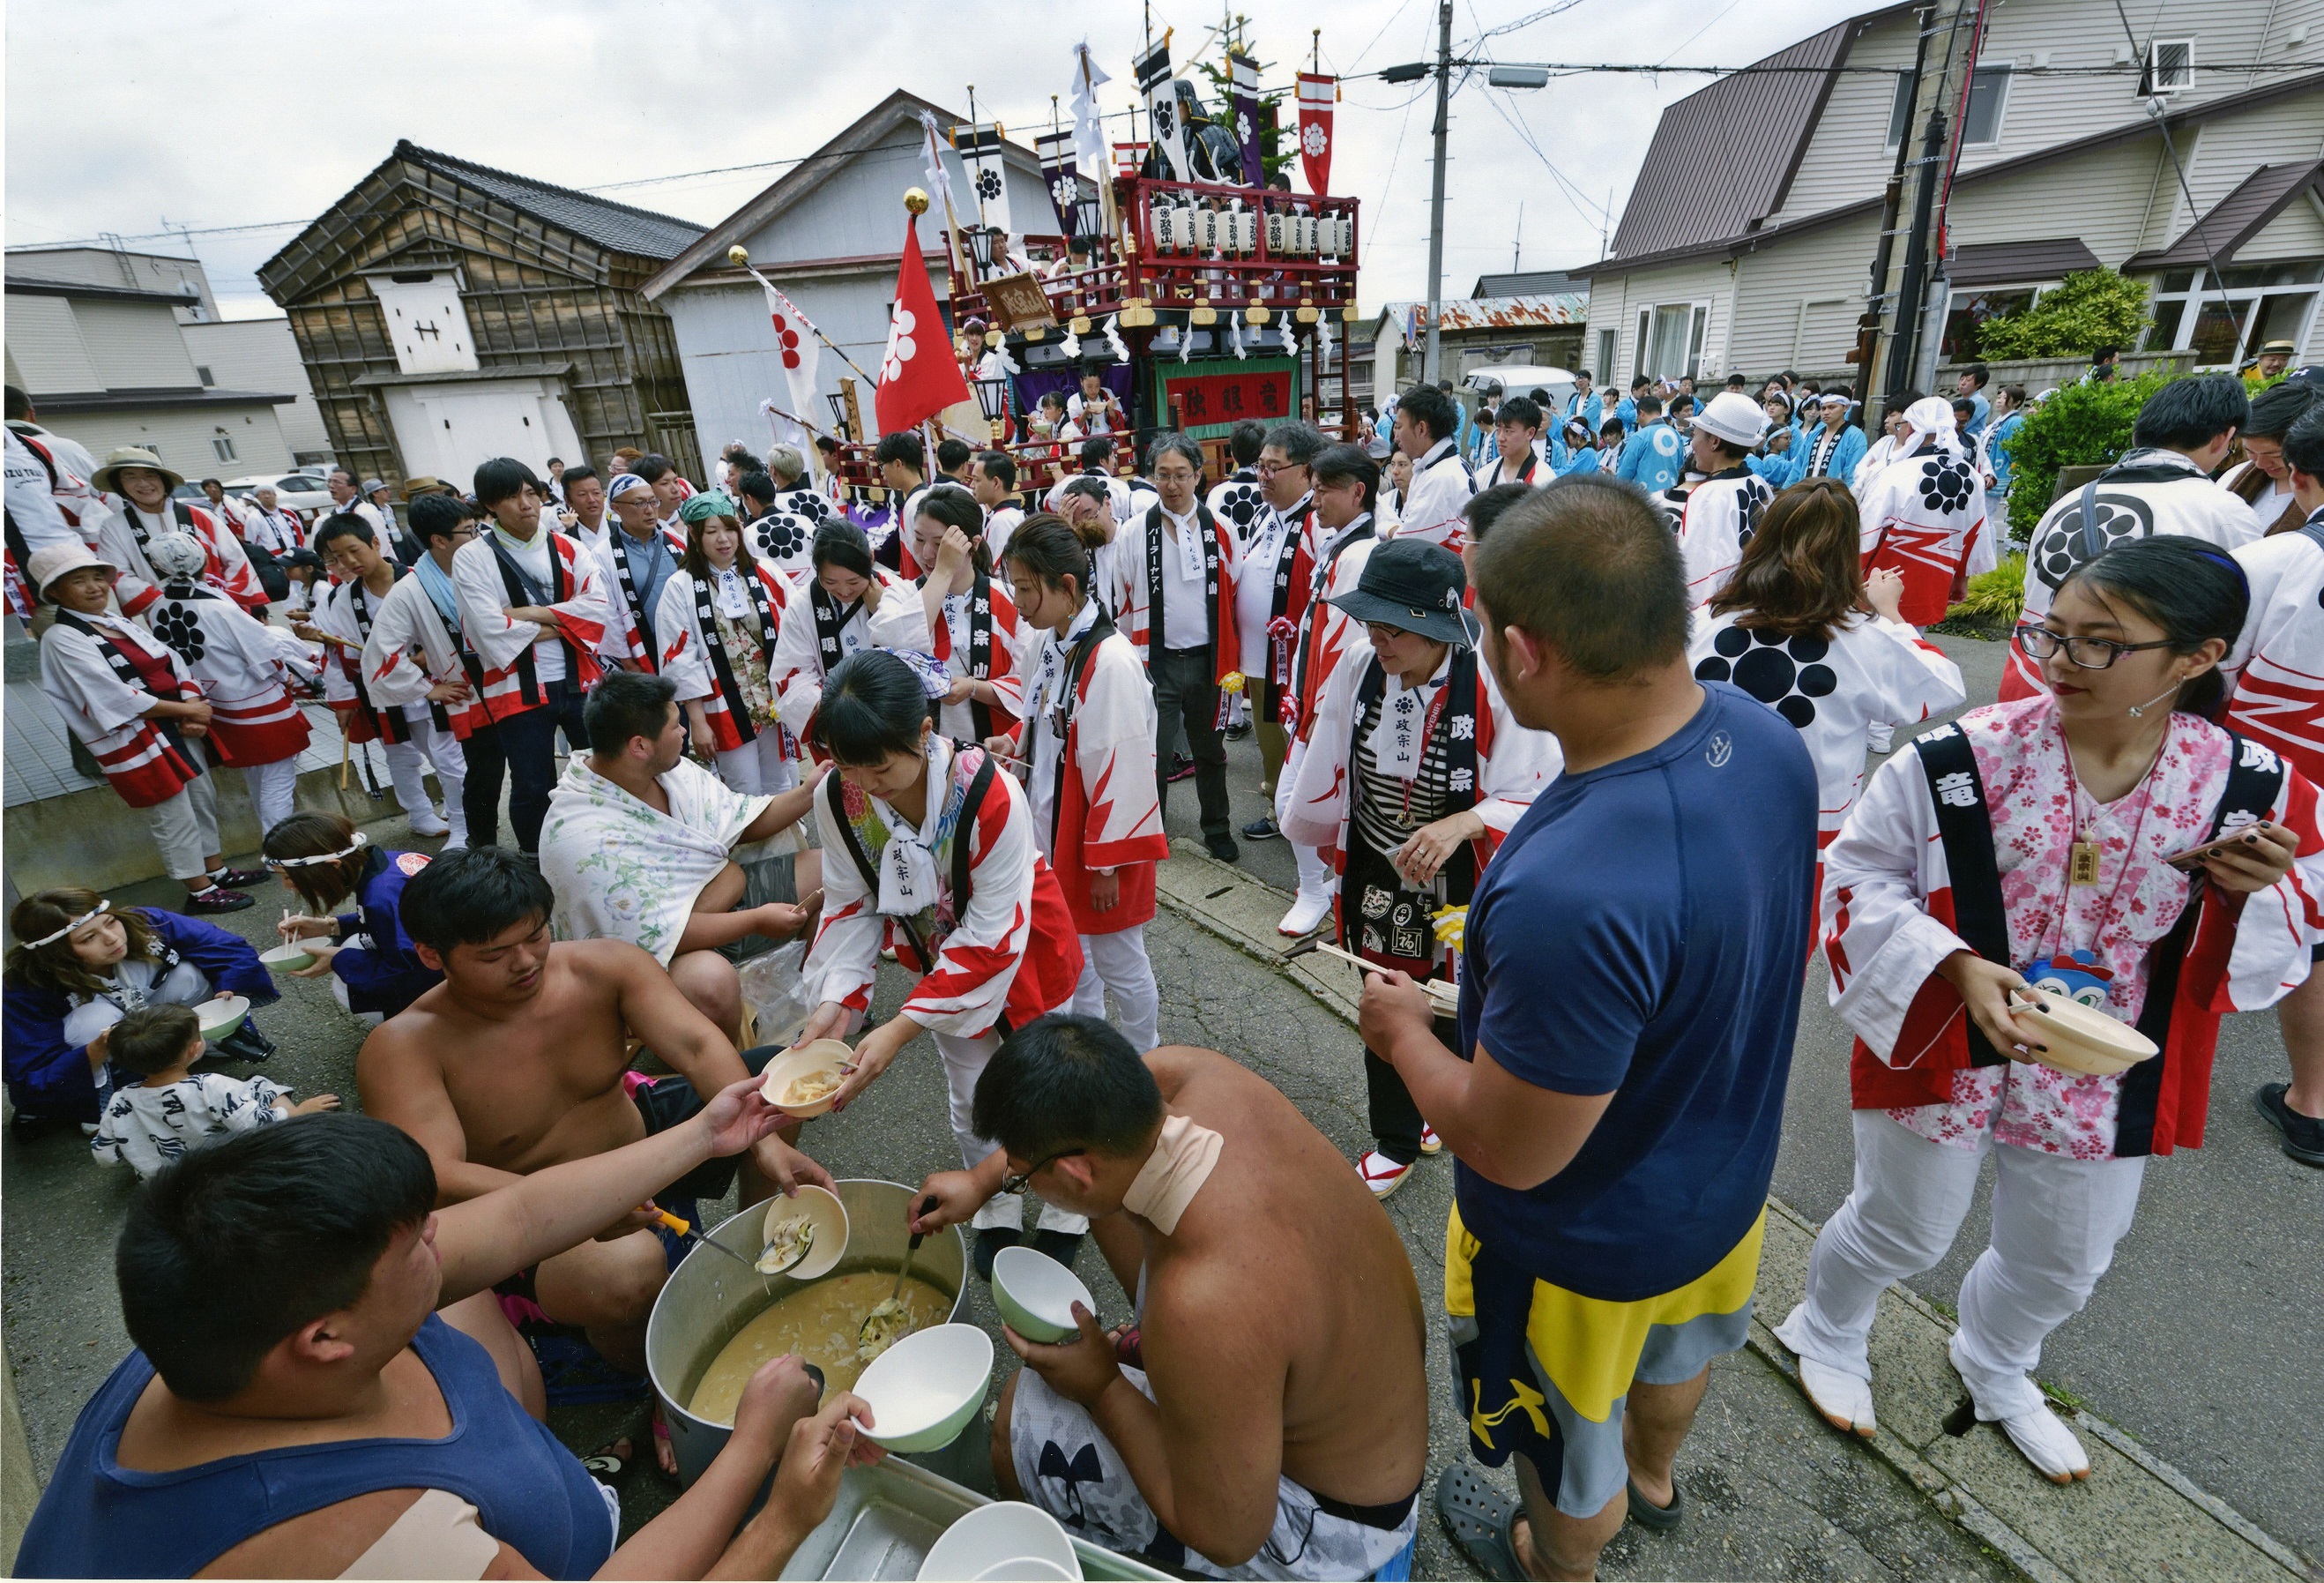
[1945,552,2027,631]
[2001,370,2178,543]
[1976,268,2152,360]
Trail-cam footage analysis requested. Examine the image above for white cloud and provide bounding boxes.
[7,0,1869,317]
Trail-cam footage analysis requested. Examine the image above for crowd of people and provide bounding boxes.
[7,357,2324,1580]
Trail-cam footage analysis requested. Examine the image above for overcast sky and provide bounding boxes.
[8,0,1867,320]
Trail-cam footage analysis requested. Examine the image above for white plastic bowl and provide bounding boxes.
[855,1323,994,1453]
[989,1245,1095,1345]
[758,1039,853,1118]
[758,1184,849,1279]
[2010,993,2158,1077]
[192,995,250,1042]
[259,941,316,972]
[918,1501,1082,1581]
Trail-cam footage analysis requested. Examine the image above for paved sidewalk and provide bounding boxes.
[1155,843,2316,1583]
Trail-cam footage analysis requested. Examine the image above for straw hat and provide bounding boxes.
[89,446,182,494]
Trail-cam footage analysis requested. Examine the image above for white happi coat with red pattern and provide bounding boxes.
[449,529,610,722]
[1854,440,1987,626]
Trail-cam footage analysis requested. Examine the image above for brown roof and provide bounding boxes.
[2123,160,2324,271]
[1948,237,2103,287]
[1606,15,1878,260]
[1579,68,2324,278]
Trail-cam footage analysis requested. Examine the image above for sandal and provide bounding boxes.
[581,1435,633,1485]
[1106,1324,1144,1370]
[1434,1461,1526,1582]
[1627,1475,1685,1532]
[650,1404,680,1480]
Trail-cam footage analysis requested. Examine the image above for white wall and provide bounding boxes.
[37,402,294,477]
[379,375,583,487]
[181,317,333,464]
[1581,257,1738,383]
[3,295,101,392]
[66,300,201,390]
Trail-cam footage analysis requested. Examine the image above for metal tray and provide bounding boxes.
[780,1452,1173,1580]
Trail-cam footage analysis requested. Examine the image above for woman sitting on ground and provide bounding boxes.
[265,811,443,1024]
[3,886,278,1133]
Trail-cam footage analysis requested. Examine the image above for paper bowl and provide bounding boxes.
[918,1502,1082,1582]
[258,941,316,972]
[192,995,250,1042]
[2011,994,2158,1077]
[759,1039,853,1118]
[855,1322,993,1453]
[990,1246,1095,1345]
[758,1183,849,1280]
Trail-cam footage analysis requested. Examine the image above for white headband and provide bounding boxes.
[267,831,369,869]
[26,899,108,949]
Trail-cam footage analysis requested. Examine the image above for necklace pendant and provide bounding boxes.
[2069,840,2103,885]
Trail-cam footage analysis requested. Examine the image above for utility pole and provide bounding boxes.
[1423,0,1454,385]
[1867,0,1984,414]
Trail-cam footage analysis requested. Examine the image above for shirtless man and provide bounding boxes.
[912,1015,1428,1579]
[358,848,830,1401]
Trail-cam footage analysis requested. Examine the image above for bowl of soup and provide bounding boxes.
[758,1040,855,1118]
[258,941,315,973]
[644,1178,968,1489]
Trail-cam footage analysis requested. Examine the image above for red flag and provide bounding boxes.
[875,216,971,437]
[1297,74,1336,196]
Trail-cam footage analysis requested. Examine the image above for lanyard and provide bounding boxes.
[2050,720,2164,960]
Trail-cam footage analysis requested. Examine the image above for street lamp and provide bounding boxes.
[972,375,1013,443]
[825,392,853,440]
[965,225,997,276]
[1073,190,1104,250]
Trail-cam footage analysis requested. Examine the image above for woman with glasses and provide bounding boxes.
[359,494,488,848]
[1689,481,1963,872]
[789,650,1087,1278]
[1785,534,2324,1484]
[264,811,440,1023]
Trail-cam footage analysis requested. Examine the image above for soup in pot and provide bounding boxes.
[688,1271,954,1424]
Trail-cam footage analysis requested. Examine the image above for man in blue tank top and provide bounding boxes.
[19,1094,875,1578]
[1359,474,1818,1581]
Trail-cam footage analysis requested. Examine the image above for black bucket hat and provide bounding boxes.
[1327,537,1479,646]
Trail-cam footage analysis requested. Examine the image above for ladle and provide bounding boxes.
[860,1195,942,1346]
[652,1207,816,1279]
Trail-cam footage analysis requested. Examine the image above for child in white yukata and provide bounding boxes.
[91,1004,337,1180]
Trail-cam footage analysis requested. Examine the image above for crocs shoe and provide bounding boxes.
[1358,1150,1413,1198]
[208,867,271,890]
[1419,1124,1444,1156]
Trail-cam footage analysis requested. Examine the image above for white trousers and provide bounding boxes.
[1788,1109,2145,1419]
[241,756,302,836]
[1274,736,1334,899]
[716,731,797,795]
[1069,925,1159,1052]
[390,718,469,846]
[141,772,220,882]
[932,1028,1089,1236]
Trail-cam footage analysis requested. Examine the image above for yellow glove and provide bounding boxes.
[1221,670,1247,694]
[1431,905,1468,950]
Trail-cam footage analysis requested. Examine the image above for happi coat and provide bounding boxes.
[1855,439,1989,626]
[2223,511,2324,789]
[924,571,1024,743]
[540,756,774,966]
[655,560,793,753]
[802,737,1083,1039]
[1821,697,2323,1159]
[97,500,268,616]
[1690,611,1964,843]
[361,570,492,739]
[1111,501,1243,681]
[1288,513,1380,743]
[2001,450,2264,699]
[769,568,933,740]
[38,611,206,807]
[449,529,611,722]
[595,523,688,671]
[141,579,313,767]
[1237,497,1322,726]
[1396,437,1477,552]
[315,571,428,744]
[1013,601,1169,932]
[1672,467,1779,608]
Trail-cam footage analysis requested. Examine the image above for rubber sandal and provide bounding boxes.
[1107,1324,1144,1370]
[1434,1461,1525,1582]
[650,1404,679,1480]
[1627,1475,1684,1532]
[581,1435,633,1485]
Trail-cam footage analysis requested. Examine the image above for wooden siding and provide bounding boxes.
[2242,194,2324,264]
[1729,212,1885,380]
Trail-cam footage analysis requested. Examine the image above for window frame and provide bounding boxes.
[2142,263,2321,367]
[1960,62,2013,148]
[2142,39,2194,96]
[211,435,238,464]
[1633,301,1713,383]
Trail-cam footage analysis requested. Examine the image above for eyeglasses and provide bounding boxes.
[1256,460,1306,477]
[2013,623,2179,669]
[1000,1147,1084,1196]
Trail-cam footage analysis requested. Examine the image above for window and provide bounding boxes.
[1597,328,1618,382]
[1636,302,1710,382]
[1943,287,2041,361]
[211,435,237,464]
[194,365,215,387]
[1962,64,2011,146]
[2144,262,2321,366]
[1635,309,1652,379]
[2142,40,2193,95]
[1887,73,1914,150]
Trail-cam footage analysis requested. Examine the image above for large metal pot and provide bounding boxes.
[645,1178,967,1489]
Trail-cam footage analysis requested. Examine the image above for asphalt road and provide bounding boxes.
[1166,633,2324,1567]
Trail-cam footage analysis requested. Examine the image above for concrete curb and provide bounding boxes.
[1152,840,2319,1583]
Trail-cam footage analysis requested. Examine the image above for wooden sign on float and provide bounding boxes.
[981,272,1058,334]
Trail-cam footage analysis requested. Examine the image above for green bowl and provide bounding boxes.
[259,941,316,973]
[990,1247,1094,1346]
[193,995,250,1042]
[856,1324,994,1452]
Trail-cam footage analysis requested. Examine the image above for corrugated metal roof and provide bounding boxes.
[2124,161,2324,271]
[394,141,705,260]
[1377,295,1590,335]
[1606,16,1866,260]
[1948,237,2102,287]
[1470,269,1584,296]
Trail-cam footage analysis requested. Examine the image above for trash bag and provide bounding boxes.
[736,939,814,1050]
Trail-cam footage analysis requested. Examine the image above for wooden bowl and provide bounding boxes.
[2009,994,2157,1078]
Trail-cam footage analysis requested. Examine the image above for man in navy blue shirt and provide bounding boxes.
[1359,472,1817,1579]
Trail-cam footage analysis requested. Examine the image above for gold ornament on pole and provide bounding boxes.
[726,244,750,266]
[903,187,931,216]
